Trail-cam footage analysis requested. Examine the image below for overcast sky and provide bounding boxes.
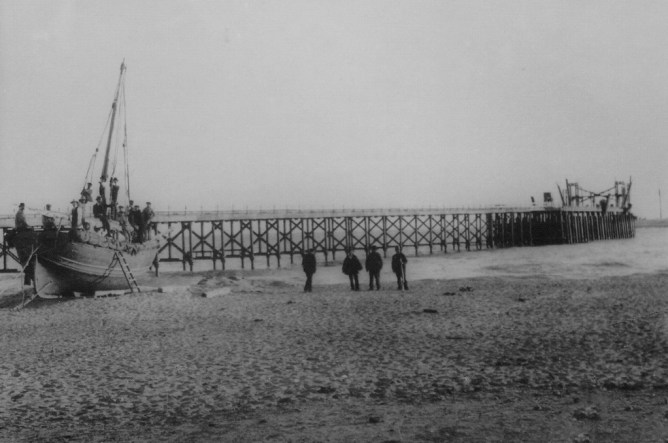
[1,1,666,218]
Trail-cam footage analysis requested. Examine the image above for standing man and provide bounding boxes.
[70,200,79,228]
[116,206,132,241]
[15,203,28,230]
[391,246,409,290]
[110,178,120,218]
[127,200,138,232]
[342,249,363,291]
[365,245,383,290]
[302,249,316,292]
[93,196,111,235]
[142,202,155,240]
[134,205,145,243]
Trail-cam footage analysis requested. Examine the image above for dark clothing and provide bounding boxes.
[71,207,79,229]
[129,208,143,242]
[391,252,407,274]
[304,272,314,292]
[110,184,120,204]
[342,254,363,275]
[391,252,408,290]
[368,271,380,290]
[93,202,111,233]
[42,215,56,230]
[365,251,383,273]
[348,273,360,291]
[302,252,316,292]
[99,183,107,207]
[93,203,106,218]
[365,251,383,290]
[342,254,362,290]
[302,252,316,274]
[395,273,408,290]
[15,209,28,230]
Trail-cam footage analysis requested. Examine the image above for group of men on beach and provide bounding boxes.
[301,246,408,292]
[16,178,155,244]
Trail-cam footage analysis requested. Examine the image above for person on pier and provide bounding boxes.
[302,249,316,292]
[342,249,363,291]
[365,245,383,290]
[391,246,409,290]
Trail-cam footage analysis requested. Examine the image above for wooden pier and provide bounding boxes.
[0,206,635,273]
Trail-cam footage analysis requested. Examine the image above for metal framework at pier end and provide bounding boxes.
[1,206,635,273]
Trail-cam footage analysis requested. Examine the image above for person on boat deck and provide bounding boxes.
[110,177,120,218]
[142,202,155,240]
[70,200,79,228]
[77,197,89,228]
[116,206,132,241]
[15,203,28,230]
[134,205,145,243]
[93,196,111,235]
[81,183,94,203]
[99,180,107,208]
[42,204,56,230]
[127,200,138,231]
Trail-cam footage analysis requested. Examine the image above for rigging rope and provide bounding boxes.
[122,82,131,205]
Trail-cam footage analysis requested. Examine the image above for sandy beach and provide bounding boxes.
[1,230,667,442]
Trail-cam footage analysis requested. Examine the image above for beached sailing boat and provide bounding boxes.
[11,62,160,296]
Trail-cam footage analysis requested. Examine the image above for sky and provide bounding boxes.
[1,0,666,218]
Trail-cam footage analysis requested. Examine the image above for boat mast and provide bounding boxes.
[100,61,126,182]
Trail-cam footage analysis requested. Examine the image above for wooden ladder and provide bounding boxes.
[114,251,141,293]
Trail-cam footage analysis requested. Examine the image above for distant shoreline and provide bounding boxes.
[635,218,668,228]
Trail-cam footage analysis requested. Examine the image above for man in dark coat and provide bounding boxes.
[133,205,145,243]
[93,196,111,235]
[302,249,316,292]
[391,246,409,290]
[110,177,120,218]
[342,249,363,291]
[365,245,383,290]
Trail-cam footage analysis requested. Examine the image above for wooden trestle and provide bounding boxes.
[0,207,636,273]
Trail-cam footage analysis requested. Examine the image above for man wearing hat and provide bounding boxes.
[365,245,383,290]
[15,203,28,230]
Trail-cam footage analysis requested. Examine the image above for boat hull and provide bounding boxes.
[13,229,159,295]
